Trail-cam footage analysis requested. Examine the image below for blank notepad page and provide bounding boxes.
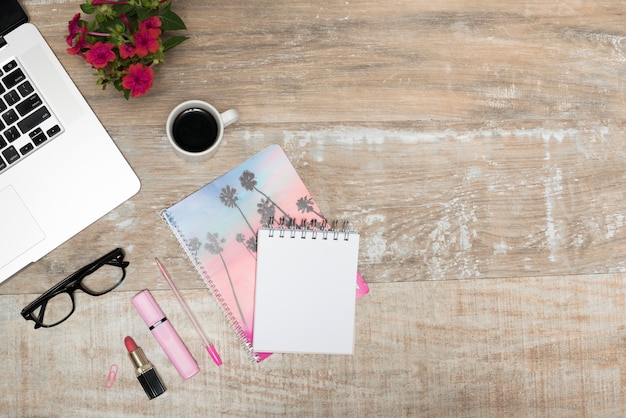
[253,227,360,354]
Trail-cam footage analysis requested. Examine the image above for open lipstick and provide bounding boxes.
[124,336,166,400]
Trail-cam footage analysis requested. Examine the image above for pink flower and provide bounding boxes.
[121,63,154,98]
[84,42,116,69]
[119,44,136,59]
[139,16,162,39]
[66,13,82,46]
[66,14,91,56]
[67,27,90,56]
[133,29,160,57]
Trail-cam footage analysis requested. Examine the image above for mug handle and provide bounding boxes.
[220,109,239,128]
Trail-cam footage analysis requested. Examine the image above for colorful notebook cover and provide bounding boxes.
[161,145,369,362]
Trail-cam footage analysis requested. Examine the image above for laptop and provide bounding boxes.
[0,1,141,284]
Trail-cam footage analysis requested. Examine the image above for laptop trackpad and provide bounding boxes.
[0,186,45,268]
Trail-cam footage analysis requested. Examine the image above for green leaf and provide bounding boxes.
[80,4,96,14]
[136,7,158,21]
[159,10,187,31]
[117,4,135,15]
[162,35,189,52]
[87,20,98,32]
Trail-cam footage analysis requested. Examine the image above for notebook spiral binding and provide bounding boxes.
[264,217,354,241]
[161,209,261,363]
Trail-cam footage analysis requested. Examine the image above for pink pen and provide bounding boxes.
[131,290,200,380]
[155,258,222,366]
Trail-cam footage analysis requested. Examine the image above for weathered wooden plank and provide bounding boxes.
[3,276,626,417]
[25,0,626,124]
[4,120,626,294]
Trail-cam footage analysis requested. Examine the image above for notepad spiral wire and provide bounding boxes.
[161,209,261,363]
[264,217,355,241]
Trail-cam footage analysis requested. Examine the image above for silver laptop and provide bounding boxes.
[0,1,141,284]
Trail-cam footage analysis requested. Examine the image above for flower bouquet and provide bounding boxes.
[66,0,188,99]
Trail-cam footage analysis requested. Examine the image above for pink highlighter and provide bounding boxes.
[131,290,199,380]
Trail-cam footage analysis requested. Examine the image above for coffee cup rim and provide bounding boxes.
[166,100,225,158]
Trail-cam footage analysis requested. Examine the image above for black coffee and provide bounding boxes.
[172,108,219,153]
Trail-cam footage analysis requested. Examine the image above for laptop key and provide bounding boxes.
[0,156,6,171]
[4,126,19,142]
[2,60,18,73]
[4,90,19,106]
[17,81,34,97]
[20,143,34,156]
[2,109,18,125]
[47,125,61,137]
[2,146,19,164]
[4,90,20,106]
[32,132,47,146]
[3,68,26,89]
[30,128,46,146]
[17,106,51,134]
[29,127,43,138]
[16,93,43,116]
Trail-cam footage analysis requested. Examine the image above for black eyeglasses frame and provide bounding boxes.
[20,248,129,329]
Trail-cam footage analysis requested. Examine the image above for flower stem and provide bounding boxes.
[87,31,110,37]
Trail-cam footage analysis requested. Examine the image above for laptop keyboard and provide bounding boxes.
[0,58,63,173]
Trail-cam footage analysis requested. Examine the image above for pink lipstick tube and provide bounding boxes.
[131,290,199,380]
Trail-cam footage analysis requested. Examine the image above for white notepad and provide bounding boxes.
[253,226,360,354]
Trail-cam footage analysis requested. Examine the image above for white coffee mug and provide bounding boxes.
[166,100,239,161]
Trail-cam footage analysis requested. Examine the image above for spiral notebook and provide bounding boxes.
[253,223,360,354]
[161,145,368,362]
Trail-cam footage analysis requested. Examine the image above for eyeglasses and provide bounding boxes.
[21,248,129,329]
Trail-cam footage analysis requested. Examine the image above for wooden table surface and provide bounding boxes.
[3,0,626,416]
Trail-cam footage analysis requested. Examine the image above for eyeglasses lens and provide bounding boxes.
[80,262,125,295]
[33,292,74,327]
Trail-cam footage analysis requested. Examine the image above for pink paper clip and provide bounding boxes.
[105,364,118,388]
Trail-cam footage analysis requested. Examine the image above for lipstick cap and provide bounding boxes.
[137,368,167,400]
[132,290,165,328]
[131,290,200,380]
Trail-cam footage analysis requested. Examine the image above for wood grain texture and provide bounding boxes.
[2,0,626,416]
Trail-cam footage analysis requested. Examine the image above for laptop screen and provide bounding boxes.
[0,0,29,38]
